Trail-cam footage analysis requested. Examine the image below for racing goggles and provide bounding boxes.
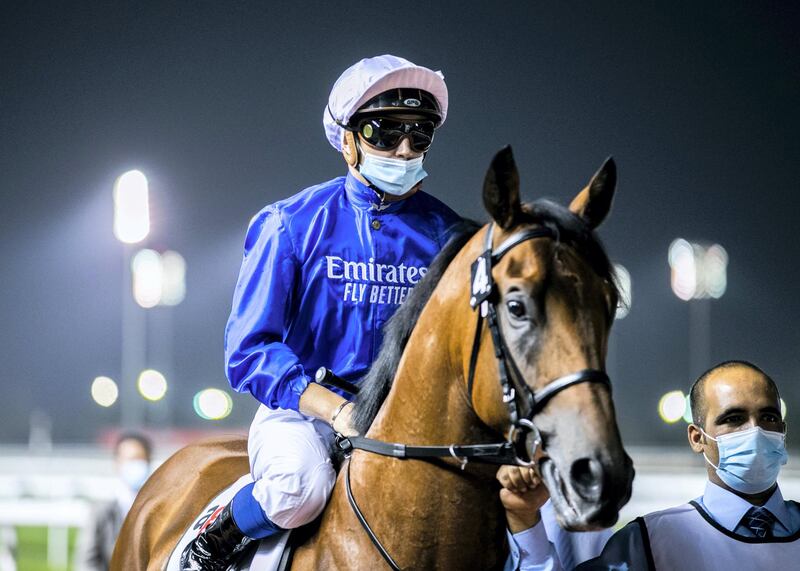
[352,117,436,152]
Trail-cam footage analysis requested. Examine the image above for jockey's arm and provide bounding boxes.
[299,383,357,436]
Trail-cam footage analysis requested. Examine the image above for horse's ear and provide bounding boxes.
[569,157,617,229]
[483,146,522,230]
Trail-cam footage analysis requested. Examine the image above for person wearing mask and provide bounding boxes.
[500,360,800,570]
[180,55,461,570]
[76,432,152,571]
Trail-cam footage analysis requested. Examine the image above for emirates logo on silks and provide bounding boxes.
[470,251,494,309]
[325,255,428,305]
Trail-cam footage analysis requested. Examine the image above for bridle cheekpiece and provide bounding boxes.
[466,223,612,465]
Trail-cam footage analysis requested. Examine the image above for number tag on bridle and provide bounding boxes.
[469,251,494,309]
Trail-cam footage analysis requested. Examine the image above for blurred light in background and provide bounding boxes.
[132,249,163,308]
[658,390,687,423]
[137,369,167,401]
[781,398,787,419]
[704,244,728,299]
[91,376,118,407]
[613,263,632,319]
[668,240,697,301]
[683,394,693,424]
[160,250,187,306]
[113,170,150,244]
[193,388,233,420]
[131,249,187,308]
[668,239,728,300]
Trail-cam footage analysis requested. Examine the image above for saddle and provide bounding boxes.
[166,370,354,571]
[164,474,313,571]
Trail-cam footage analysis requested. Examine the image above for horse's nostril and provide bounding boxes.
[570,458,603,501]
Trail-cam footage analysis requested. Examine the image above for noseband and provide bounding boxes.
[466,223,612,465]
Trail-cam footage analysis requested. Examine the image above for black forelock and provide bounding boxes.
[522,199,619,289]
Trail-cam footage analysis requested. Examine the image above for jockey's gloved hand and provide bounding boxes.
[331,402,358,437]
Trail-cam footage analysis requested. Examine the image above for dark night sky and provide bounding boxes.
[1,2,798,444]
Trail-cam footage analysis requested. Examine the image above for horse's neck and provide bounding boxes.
[367,278,492,447]
[293,243,508,569]
[366,337,489,446]
[346,262,505,565]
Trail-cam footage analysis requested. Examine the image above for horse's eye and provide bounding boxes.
[507,300,526,319]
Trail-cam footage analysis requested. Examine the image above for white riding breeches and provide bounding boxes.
[248,405,337,529]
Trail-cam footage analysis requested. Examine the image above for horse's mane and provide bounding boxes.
[351,218,482,433]
[351,199,619,433]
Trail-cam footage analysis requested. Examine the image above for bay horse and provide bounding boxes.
[113,147,634,570]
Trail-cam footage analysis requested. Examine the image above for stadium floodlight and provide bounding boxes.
[613,263,632,319]
[669,239,728,301]
[91,376,119,407]
[131,249,187,308]
[160,250,187,306]
[132,249,163,308]
[668,239,697,301]
[704,244,728,299]
[669,238,728,378]
[113,170,150,244]
[137,369,168,401]
[193,388,233,420]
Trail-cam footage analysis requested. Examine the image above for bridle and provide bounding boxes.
[465,223,612,465]
[334,222,613,570]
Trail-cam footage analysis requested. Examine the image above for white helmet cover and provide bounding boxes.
[323,54,448,152]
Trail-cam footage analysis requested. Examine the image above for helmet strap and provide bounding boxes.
[348,138,388,206]
[342,131,359,168]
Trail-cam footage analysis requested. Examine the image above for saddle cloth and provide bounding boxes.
[165,474,292,571]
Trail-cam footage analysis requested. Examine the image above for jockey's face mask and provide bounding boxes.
[351,116,436,153]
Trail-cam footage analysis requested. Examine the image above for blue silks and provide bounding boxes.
[225,172,460,411]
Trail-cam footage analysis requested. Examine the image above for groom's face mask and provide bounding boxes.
[699,426,787,494]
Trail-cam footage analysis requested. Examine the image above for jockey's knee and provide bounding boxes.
[252,457,336,529]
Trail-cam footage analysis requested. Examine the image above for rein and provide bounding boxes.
[331,223,612,570]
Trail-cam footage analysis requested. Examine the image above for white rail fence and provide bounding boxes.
[1,445,799,569]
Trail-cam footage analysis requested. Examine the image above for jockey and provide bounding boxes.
[180,55,460,570]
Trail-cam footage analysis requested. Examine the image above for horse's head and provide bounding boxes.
[469,146,633,530]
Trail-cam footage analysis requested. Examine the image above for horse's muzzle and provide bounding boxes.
[539,452,634,531]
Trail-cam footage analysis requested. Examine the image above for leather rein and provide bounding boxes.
[331,223,612,570]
